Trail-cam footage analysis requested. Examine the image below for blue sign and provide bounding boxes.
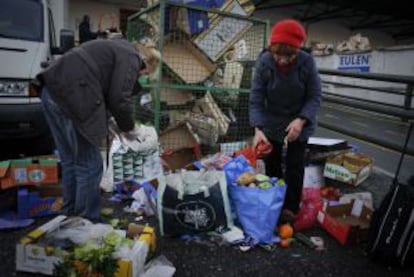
[338,54,371,72]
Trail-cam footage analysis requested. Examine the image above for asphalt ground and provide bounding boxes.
[316,103,414,184]
[2,168,414,277]
[1,101,413,277]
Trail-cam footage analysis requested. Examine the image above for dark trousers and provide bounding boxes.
[264,139,307,213]
[41,87,103,222]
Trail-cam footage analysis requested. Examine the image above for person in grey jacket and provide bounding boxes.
[249,19,322,223]
[37,38,160,222]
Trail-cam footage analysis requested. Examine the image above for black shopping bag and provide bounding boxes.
[158,171,233,237]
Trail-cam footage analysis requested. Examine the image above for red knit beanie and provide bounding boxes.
[270,19,306,48]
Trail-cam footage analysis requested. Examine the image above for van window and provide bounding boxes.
[0,0,43,42]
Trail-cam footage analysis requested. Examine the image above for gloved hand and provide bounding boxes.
[123,125,141,141]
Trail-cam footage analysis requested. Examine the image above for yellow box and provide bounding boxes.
[114,259,133,277]
[138,225,156,252]
[128,223,156,253]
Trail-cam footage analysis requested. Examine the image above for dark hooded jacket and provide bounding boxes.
[38,39,144,147]
[249,49,322,142]
[79,18,97,44]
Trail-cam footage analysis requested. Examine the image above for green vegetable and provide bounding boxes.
[54,231,124,277]
[294,232,316,249]
[109,218,120,228]
[101,208,114,217]
[257,182,272,189]
[277,179,286,186]
[255,174,270,182]
[104,231,123,248]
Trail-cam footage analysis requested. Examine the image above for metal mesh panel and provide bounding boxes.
[128,0,268,164]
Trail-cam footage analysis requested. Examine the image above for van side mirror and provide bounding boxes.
[51,29,75,55]
[60,29,75,52]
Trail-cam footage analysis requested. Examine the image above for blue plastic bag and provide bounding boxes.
[222,155,255,185]
[229,182,286,244]
[224,155,287,244]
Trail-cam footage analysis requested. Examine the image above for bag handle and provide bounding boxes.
[394,122,413,184]
[178,169,217,199]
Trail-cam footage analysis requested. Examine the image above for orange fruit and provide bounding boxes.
[279,238,291,248]
[278,223,294,239]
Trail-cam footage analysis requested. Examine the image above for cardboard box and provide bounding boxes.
[237,0,256,15]
[0,158,59,190]
[221,62,244,89]
[160,122,201,154]
[192,91,230,136]
[16,215,67,275]
[160,122,201,170]
[160,88,195,107]
[17,185,63,218]
[169,110,220,146]
[323,152,373,186]
[162,147,199,171]
[0,160,14,189]
[16,216,156,276]
[73,224,156,277]
[317,200,373,245]
[235,26,265,62]
[127,223,157,252]
[193,0,253,61]
[307,148,351,163]
[163,39,216,84]
[173,0,211,35]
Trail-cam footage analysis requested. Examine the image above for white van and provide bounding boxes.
[0,0,73,154]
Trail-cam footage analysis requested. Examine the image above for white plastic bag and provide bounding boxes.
[100,124,162,192]
[142,255,176,277]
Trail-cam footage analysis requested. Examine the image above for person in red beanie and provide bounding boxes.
[249,19,322,224]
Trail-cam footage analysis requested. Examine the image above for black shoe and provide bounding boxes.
[279,209,297,225]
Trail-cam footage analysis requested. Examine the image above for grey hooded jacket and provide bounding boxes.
[249,49,322,142]
[38,39,143,147]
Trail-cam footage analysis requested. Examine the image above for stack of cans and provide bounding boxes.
[122,152,134,181]
[112,153,124,183]
[112,147,163,184]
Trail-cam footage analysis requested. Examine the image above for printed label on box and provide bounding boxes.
[28,170,45,183]
[324,163,354,183]
[14,168,28,183]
